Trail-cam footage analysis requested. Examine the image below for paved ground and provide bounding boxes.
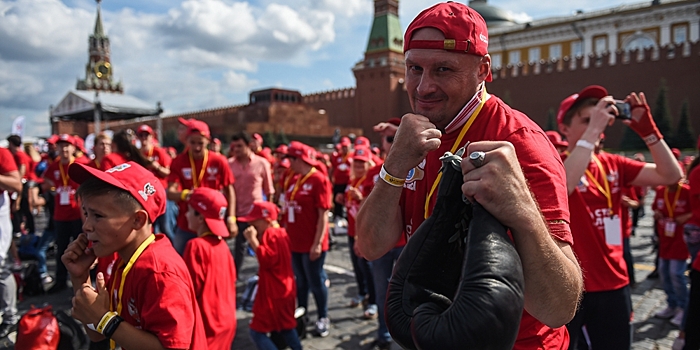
[0,189,687,349]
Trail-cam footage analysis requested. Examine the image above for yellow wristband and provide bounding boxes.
[180,189,190,202]
[227,216,236,223]
[379,165,406,187]
[97,311,118,334]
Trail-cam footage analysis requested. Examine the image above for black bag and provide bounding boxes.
[55,310,89,350]
[21,262,44,297]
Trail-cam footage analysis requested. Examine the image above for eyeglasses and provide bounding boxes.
[385,136,394,144]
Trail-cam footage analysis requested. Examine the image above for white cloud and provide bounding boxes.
[223,70,259,92]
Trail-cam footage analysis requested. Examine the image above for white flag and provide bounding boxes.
[11,116,25,137]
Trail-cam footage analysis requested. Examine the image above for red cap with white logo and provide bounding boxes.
[188,187,230,238]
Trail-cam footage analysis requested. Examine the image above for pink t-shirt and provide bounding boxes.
[228,153,274,216]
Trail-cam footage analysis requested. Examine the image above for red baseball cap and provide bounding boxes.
[339,136,351,147]
[46,135,59,145]
[188,187,229,238]
[545,131,568,148]
[286,141,317,166]
[557,85,608,125]
[137,125,154,136]
[353,146,371,162]
[187,120,211,139]
[237,201,279,223]
[69,161,166,222]
[56,134,76,146]
[73,135,86,153]
[212,137,221,146]
[278,158,291,169]
[253,133,263,144]
[178,117,194,127]
[274,144,288,155]
[404,2,492,82]
[355,136,370,148]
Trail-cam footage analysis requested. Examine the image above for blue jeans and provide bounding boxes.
[659,258,689,309]
[348,236,376,304]
[685,224,700,265]
[35,228,56,275]
[164,200,178,242]
[292,251,328,319]
[249,328,302,350]
[173,226,196,256]
[371,246,404,343]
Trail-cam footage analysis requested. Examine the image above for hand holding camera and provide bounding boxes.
[620,92,663,145]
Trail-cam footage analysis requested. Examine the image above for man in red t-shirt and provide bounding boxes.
[357,3,582,349]
[0,147,21,338]
[62,161,207,349]
[42,134,84,293]
[6,134,35,236]
[330,136,353,221]
[183,187,237,350]
[137,124,173,240]
[557,84,683,348]
[239,201,302,350]
[167,120,237,255]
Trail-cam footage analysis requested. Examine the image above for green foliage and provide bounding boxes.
[263,130,276,148]
[620,127,646,151]
[673,100,695,149]
[545,108,557,131]
[161,129,179,148]
[652,79,673,141]
[278,129,289,146]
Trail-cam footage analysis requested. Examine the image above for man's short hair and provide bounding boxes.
[231,131,251,145]
[76,177,147,222]
[6,135,21,147]
[561,98,599,126]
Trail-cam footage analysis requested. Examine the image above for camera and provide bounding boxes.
[614,100,631,120]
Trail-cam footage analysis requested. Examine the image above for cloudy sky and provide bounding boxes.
[1,0,640,137]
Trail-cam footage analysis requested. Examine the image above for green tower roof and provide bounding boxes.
[93,0,105,38]
[365,10,403,54]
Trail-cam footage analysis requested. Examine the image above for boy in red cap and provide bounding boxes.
[183,187,237,349]
[62,161,207,349]
[167,120,237,254]
[239,201,302,350]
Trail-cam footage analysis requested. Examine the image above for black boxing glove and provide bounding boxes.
[411,202,525,350]
[385,151,472,350]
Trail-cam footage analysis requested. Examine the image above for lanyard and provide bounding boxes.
[94,158,100,169]
[109,234,156,349]
[146,147,153,159]
[346,174,367,203]
[283,170,295,191]
[58,157,74,187]
[664,184,682,219]
[423,88,487,219]
[188,150,208,188]
[290,168,316,202]
[584,154,613,216]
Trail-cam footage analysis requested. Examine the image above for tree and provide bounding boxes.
[278,129,289,146]
[263,130,276,148]
[652,79,673,142]
[545,108,557,131]
[673,100,695,149]
[620,127,646,151]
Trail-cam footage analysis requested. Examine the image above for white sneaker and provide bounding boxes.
[315,317,330,337]
[654,306,677,319]
[671,337,685,350]
[670,309,684,327]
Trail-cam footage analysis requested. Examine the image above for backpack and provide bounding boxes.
[55,310,89,350]
[15,305,60,350]
[21,262,45,297]
[239,275,258,312]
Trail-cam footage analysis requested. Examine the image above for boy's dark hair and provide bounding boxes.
[231,131,251,145]
[6,135,21,148]
[76,177,150,223]
[561,97,599,126]
[112,130,151,168]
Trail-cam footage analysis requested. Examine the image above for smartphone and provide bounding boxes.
[614,100,631,120]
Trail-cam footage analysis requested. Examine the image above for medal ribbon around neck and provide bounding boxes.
[188,149,209,188]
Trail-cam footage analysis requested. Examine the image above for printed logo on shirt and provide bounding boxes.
[404,167,425,191]
[656,199,665,209]
[677,200,687,209]
[128,298,140,323]
[182,168,192,180]
[302,183,313,192]
[206,167,218,180]
[54,170,60,179]
[338,164,348,171]
[576,176,589,192]
[405,218,414,239]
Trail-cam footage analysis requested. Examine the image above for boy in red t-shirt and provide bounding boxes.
[652,182,691,326]
[62,161,207,349]
[183,187,237,350]
[239,201,302,350]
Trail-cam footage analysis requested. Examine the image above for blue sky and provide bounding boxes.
[1,0,642,138]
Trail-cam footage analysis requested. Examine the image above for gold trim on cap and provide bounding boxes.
[443,39,456,50]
